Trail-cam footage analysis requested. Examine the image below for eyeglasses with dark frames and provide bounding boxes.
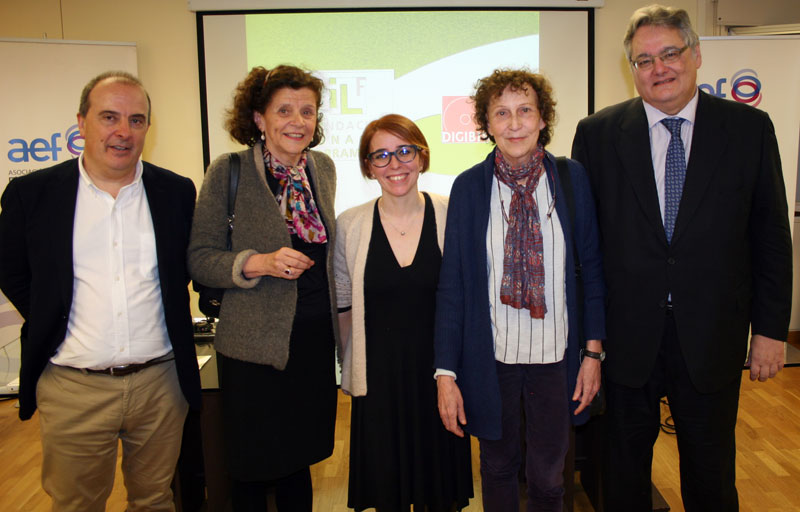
[366,145,423,168]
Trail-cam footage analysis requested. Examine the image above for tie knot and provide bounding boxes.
[661,117,684,136]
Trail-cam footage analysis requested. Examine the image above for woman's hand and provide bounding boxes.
[573,339,603,415]
[437,375,467,437]
[243,247,314,280]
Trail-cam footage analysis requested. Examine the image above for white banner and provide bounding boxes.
[697,36,800,215]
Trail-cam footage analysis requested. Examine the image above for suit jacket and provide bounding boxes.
[0,158,202,420]
[434,149,606,439]
[572,91,792,393]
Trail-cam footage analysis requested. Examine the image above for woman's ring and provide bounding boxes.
[284,268,292,276]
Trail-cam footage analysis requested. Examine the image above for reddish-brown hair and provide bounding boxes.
[358,114,430,178]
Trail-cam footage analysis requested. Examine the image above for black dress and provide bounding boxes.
[217,169,337,482]
[348,193,473,512]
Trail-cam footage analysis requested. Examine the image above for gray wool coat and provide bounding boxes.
[188,143,339,368]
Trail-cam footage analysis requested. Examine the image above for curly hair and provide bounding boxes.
[471,68,556,148]
[358,114,430,179]
[623,4,699,62]
[225,65,325,147]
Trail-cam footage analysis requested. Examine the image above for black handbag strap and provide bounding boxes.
[553,157,585,347]
[225,153,240,250]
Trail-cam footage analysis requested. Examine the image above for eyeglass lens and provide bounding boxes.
[634,46,687,70]
[369,145,418,167]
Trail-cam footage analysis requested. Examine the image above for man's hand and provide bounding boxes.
[436,375,466,437]
[746,334,785,382]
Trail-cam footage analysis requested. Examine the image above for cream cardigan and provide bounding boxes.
[334,192,448,396]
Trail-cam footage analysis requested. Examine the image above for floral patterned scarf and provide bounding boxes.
[263,146,328,244]
[494,146,547,319]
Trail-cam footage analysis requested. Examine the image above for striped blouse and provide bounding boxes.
[486,174,568,364]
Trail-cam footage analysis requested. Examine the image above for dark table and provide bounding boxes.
[174,332,232,512]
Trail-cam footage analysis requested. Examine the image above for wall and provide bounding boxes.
[593,0,698,108]
[716,0,800,26]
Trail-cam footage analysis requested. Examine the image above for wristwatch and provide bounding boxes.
[581,348,606,362]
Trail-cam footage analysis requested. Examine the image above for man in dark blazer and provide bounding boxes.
[0,71,200,511]
[572,5,792,512]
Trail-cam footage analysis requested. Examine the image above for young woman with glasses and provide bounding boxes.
[334,114,473,512]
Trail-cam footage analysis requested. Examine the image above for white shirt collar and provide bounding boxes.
[642,87,700,129]
[77,152,144,192]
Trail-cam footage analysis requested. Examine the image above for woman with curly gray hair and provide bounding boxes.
[434,68,607,511]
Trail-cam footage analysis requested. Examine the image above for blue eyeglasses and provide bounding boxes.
[366,145,423,168]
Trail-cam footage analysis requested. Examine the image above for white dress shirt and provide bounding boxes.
[643,89,699,221]
[486,174,568,364]
[50,154,171,370]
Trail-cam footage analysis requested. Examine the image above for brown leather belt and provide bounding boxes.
[84,356,175,377]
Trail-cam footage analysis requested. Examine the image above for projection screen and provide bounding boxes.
[198,8,593,214]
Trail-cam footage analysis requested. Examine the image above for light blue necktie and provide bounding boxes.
[662,117,686,244]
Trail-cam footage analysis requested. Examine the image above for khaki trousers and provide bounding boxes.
[36,358,189,512]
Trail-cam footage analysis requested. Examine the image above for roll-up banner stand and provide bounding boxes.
[697,36,800,219]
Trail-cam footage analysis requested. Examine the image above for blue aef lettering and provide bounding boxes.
[29,137,51,162]
[6,132,63,162]
[7,138,29,162]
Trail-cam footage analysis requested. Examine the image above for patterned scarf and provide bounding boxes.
[494,146,547,319]
[263,146,328,243]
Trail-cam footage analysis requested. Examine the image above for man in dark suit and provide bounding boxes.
[0,71,200,511]
[572,5,792,511]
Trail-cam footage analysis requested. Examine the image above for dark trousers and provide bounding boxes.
[479,360,569,512]
[603,314,741,512]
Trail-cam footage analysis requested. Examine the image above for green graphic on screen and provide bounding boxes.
[244,11,541,179]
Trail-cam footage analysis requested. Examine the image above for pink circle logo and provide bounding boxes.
[441,96,479,144]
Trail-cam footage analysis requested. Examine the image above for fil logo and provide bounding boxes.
[327,77,364,115]
[7,124,84,163]
[698,68,762,107]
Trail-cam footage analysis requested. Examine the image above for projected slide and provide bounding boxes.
[202,9,589,214]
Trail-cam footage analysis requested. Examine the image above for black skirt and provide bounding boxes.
[218,307,337,481]
[218,231,337,481]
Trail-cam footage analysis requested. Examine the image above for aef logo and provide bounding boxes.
[698,68,762,107]
[7,124,83,163]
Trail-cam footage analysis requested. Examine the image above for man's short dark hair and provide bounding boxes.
[78,71,151,124]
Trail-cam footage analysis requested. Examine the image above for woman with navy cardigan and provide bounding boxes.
[434,69,607,511]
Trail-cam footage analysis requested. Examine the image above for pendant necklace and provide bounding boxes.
[378,198,422,236]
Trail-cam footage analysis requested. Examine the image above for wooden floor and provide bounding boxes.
[1,367,799,511]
